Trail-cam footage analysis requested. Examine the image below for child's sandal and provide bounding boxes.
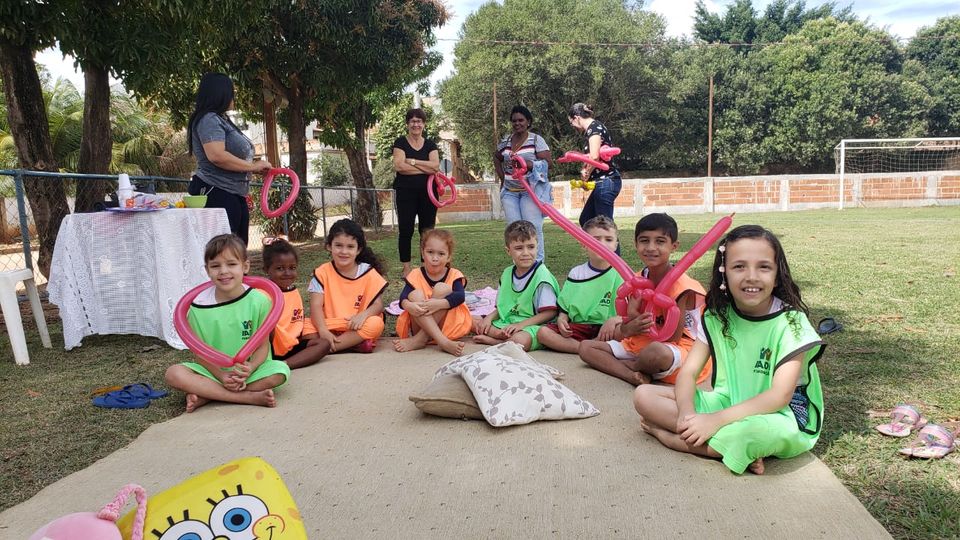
[897,424,957,459]
[875,404,927,438]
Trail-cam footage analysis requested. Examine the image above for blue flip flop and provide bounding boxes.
[93,390,150,409]
[817,317,843,335]
[122,383,168,400]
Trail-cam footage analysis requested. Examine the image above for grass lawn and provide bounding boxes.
[1,206,957,538]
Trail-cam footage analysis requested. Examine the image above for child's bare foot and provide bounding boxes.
[748,457,765,475]
[393,333,428,352]
[250,389,277,408]
[185,394,209,413]
[472,334,499,345]
[631,371,652,386]
[439,338,465,356]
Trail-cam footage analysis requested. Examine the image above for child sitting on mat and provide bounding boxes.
[537,216,624,353]
[308,219,388,354]
[634,225,825,475]
[262,238,330,368]
[473,220,559,351]
[393,228,472,356]
[165,233,289,412]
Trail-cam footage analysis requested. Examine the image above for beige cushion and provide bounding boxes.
[409,374,484,420]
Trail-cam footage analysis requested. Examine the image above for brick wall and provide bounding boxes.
[433,171,960,221]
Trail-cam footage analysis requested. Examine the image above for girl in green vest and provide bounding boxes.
[633,225,825,475]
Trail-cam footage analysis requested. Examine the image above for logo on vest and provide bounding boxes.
[292,308,303,322]
[241,319,253,340]
[354,295,364,309]
[599,292,612,307]
[754,347,773,375]
[508,304,520,317]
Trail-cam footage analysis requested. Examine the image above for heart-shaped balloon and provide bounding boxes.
[261,168,301,219]
[174,276,284,367]
[428,172,458,208]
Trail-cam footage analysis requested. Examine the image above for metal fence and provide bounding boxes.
[0,170,396,287]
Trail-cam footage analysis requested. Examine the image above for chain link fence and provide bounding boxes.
[0,170,396,292]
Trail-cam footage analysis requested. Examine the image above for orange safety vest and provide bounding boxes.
[271,287,305,356]
[622,270,711,384]
[312,262,388,320]
[395,267,472,340]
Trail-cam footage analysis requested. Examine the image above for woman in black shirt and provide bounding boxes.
[392,108,440,277]
[568,102,621,226]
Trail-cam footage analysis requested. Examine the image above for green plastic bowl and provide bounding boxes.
[183,195,207,208]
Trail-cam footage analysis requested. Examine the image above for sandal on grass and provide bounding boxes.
[92,390,150,409]
[122,382,168,400]
[875,404,927,437]
[898,424,958,459]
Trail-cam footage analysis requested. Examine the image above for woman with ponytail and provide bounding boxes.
[568,102,621,227]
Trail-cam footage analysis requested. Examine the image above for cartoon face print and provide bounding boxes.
[156,518,214,540]
[209,491,284,539]
[156,486,285,540]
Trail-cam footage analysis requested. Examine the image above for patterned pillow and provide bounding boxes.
[434,342,599,427]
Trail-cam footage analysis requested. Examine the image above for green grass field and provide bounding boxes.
[1,207,957,538]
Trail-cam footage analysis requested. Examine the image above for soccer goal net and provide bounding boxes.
[834,137,960,209]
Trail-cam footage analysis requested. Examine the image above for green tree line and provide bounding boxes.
[439,0,960,177]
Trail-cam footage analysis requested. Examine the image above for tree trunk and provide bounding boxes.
[75,64,113,212]
[345,103,380,228]
[286,86,307,188]
[0,40,70,278]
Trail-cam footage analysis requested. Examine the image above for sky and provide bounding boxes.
[35,0,959,93]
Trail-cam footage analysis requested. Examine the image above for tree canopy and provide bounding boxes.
[439,0,672,175]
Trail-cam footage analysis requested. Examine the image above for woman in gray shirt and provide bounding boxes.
[187,73,271,244]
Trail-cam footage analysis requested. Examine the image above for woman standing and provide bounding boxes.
[187,72,271,245]
[493,105,552,262]
[392,108,440,278]
[568,103,621,226]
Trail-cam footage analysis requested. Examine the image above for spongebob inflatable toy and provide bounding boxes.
[118,457,306,539]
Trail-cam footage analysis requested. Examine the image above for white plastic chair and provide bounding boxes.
[0,268,52,365]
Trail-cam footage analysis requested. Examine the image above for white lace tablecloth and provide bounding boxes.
[48,209,231,350]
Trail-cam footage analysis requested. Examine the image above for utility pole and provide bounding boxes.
[492,82,498,150]
[707,75,714,177]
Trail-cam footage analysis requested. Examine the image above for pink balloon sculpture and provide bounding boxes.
[30,484,147,540]
[509,154,732,341]
[261,168,301,218]
[428,172,458,208]
[174,276,285,367]
[556,145,622,171]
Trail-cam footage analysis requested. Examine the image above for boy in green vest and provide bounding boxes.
[473,220,560,351]
[537,216,624,353]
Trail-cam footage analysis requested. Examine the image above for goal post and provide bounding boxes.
[834,137,960,210]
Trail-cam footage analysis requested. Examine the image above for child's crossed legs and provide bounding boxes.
[393,282,465,356]
[578,339,678,386]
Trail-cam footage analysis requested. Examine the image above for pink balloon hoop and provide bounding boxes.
[174,276,285,367]
[260,168,301,219]
[427,172,458,208]
[509,153,732,341]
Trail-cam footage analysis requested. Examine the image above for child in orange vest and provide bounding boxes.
[579,213,710,386]
[262,238,330,368]
[393,229,472,356]
[308,219,388,354]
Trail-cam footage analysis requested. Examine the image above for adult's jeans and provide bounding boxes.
[578,172,622,254]
[501,188,545,262]
[579,172,622,226]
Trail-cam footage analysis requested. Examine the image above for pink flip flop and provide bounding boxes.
[875,404,927,438]
[898,424,957,459]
